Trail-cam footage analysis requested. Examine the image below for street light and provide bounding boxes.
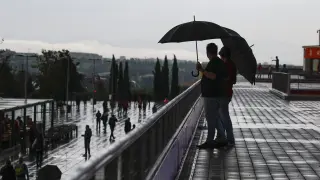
[317,29,320,46]
[16,53,38,104]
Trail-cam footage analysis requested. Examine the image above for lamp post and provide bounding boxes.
[16,53,38,104]
[317,29,320,46]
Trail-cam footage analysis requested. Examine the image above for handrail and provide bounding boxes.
[68,80,201,180]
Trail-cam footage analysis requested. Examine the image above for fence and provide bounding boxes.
[68,80,201,180]
[272,72,290,94]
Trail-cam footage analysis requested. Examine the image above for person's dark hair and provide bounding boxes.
[206,43,218,55]
[219,46,231,60]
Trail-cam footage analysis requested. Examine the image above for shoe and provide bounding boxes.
[228,141,235,146]
[82,154,87,157]
[197,142,212,149]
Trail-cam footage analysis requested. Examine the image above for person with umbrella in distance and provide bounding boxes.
[15,157,29,180]
[82,125,92,157]
[196,43,228,149]
[108,114,117,141]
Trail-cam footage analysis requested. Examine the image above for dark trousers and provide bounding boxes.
[85,140,90,155]
[36,150,43,168]
[110,126,115,139]
[96,119,101,128]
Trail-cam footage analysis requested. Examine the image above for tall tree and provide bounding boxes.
[161,55,169,99]
[153,58,161,101]
[109,55,118,99]
[170,55,180,99]
[0,50,17,97]
[123,61,131,101]
[15,70,34,98]
[36,49,83,100]
[117,62,124,101]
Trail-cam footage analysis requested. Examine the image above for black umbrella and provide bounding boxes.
[221,27,257,84]
[159,16,234,77]
[158,17,257,83]
[37,165,62,180]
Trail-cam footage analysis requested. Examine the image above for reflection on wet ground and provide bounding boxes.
[8,102,159,180]
[179,82,320,180]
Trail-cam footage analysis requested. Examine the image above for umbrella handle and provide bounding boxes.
[191,70,199,77]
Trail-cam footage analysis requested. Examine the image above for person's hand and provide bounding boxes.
[196,62,204,72]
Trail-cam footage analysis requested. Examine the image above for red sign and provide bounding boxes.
[304,47,320,59]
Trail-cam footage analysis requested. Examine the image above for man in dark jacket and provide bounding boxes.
[34,132,44,169]
[108,115,117,140]
[82,125,92,157]
[96,111,101,129]
[196,43,228,149]
[0,159,16,180]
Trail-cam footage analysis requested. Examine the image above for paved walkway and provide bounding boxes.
[8,101,159,180]
[179,82,320,180]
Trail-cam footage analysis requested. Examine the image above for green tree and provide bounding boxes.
[170,55,180,99]
[117,62,124,101]
[36,50,84,100]
[0,50,17,97]
[161,55,169,99]
[123,61,131,101]
[153,58,161,101]
[109,55,118,99]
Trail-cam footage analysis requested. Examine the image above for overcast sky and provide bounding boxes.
[1,0,320,65]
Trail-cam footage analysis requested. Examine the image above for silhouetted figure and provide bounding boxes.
[108,115,117,140]
[123,101,128,116]
[124,118,132,134]
[132,124,136,130]
[152,105,157,113]
[268,65,272,79]
[0,159,16,180]
[96,111,101,129]
[102,112,108,132]
[110,100,115,113]
[103,100,108,112]
[82,125,92,157]
[15,157,29,180]
[32,132,44,169]
[142,100,147,111]
[272,56,280,72]
[257,63,262,79]
[281,64,288,73]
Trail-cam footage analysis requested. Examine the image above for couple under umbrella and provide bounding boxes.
[158,17,257,148]
[158,17,257,84]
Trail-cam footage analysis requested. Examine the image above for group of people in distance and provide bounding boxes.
[82,100,136,158]
[196,43,237,149]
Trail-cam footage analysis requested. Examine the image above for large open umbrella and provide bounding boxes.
[220,27,257,84]
[158,17,257,84]
[37,165,62,180]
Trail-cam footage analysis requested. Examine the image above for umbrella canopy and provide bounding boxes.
[158,21,257,84]
[221,27,257,84]
[37,165,62,180]
[158,21,232,43]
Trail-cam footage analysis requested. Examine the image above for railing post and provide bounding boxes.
[117,155,122,180]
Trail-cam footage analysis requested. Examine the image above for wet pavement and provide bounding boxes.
[179,82,320,180]
[2,101,160,180]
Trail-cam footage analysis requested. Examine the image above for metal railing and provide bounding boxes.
[272,72,290,94]
[68,80,201,180]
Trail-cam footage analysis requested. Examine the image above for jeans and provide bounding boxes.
[219,97,235,143]
[203,97,226,143]
[85,140,91,155]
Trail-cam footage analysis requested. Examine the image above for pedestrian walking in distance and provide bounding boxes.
[96,110,101,129]
[108,114,118,141]
[82,125,92,157]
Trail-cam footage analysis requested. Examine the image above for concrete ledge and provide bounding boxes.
[269,89,289,100]
[270,88,320,101]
